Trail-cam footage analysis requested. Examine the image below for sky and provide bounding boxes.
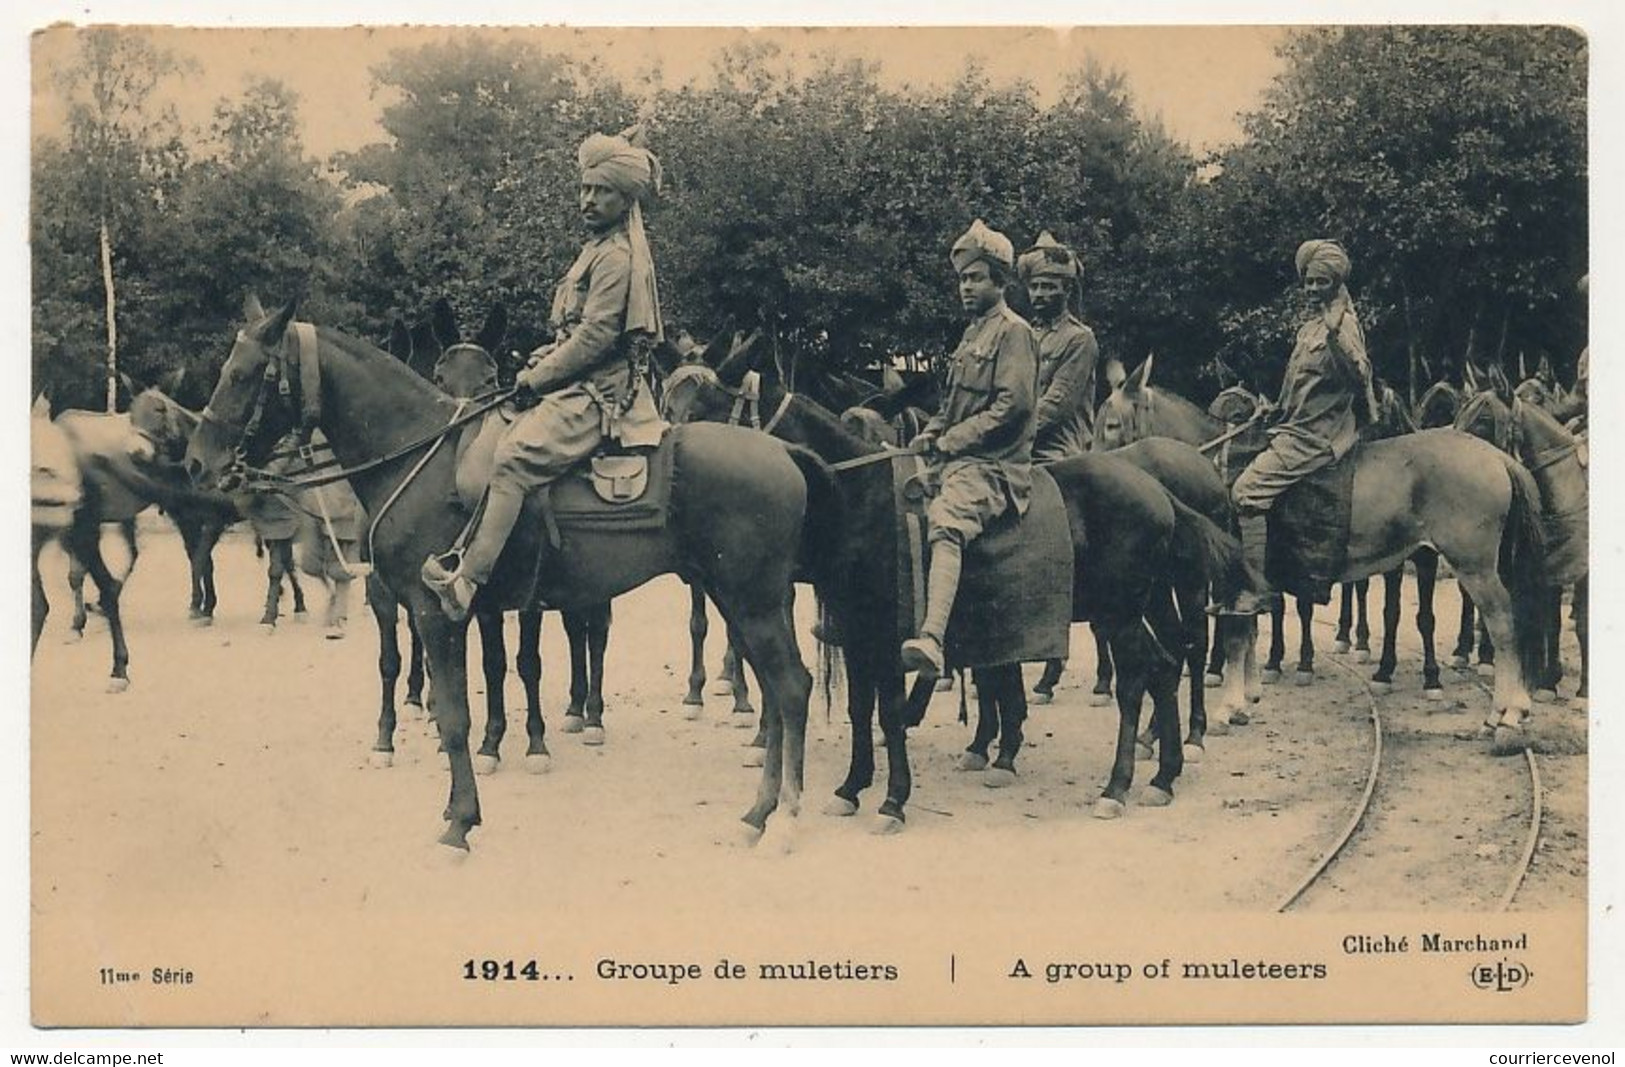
[30,24,1288,160]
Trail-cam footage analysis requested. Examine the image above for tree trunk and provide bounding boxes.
[100,215,118,413]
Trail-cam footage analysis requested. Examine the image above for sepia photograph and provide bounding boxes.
[13,3,1615,1040]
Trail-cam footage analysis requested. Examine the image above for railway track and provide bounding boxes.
[1273,621,1542,913]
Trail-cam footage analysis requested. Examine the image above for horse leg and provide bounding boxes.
[200,522,221,620]
[405,611,427,711]
[1096,628,1149,818]
[1032,657,1064,703]
[1335,582,1355,652]
[473,609,507,770]
[508,608,547,768]
[717,594,810,846]
[1413,551,1443,695]
[1143,650,1185,806]
[325,574,352,639]
[259,539,286,628]
[562,610,588,730]
[416,609,480,850]
[1204,615,1227,688]
[1354,577,1372,658]
[723,635,757,718]
[68,520,129,690]
[1090,624,1114,705]
[68,547,89,637]
[954,666,1001,773]
[1452,567,1531,751]
[1373,566,1402,689]
[369,583,403,766]
[1531,589,1561,703]
[1452,587,1476,668]
[828,651,877,815]
[683,581,708,708]
[1573,576,1588,701]
[31,528,51,656]
[284,543,308,617]
[177,519,205,619]
[1263,600,1285,682]
[1180,583,1210,753]
[1294,596,1315,683]
[874,669,913,830]
[986,663,1027,788]
[585,602,610,732]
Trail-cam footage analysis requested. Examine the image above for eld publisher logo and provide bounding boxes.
[1471,959,1532,992]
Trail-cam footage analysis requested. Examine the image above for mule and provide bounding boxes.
[185,297,831,851]
[661,340,1248,821]
[1091,359,1547,753]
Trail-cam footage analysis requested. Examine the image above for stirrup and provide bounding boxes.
[420,555,476,622]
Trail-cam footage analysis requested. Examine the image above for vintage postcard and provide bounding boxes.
[21,15,1600,1033]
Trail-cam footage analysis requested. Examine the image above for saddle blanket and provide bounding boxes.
[1264,445,1358,603]
[456,406,673,534]
[895,457,1074,669]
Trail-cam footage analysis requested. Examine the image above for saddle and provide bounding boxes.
[453,405,674,538]
[894,457,1074,670]
[1264,446,1359,604]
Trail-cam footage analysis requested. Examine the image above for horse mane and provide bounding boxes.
[321,325,449,406]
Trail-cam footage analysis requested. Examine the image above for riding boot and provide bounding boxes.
[901,539,962,679]
[1225,512,1279,616]
[421,486,527,622]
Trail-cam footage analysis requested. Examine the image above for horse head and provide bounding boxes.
[426,297,510,399]
[1413,379,1464,429]
[184,294,302,491]
[658,325,763,426]
[1093,354,1154,450]
[128,382,198,464]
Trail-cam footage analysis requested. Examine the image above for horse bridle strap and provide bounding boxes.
[295,322,322,431]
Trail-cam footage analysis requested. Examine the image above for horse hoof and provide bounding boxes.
[1369,680,1393,695]
[1138,785,1174,808]
[823,796,859,817]
[1227,709,1250,727]
[560,716,584,735]
[1030,690,1053,705]
[681,703,704,721]
[259,623,277,635]
[1450,654,1471,670]
[955,751,989,772]
[869,813,905,836]
[1207,718,1230,736]
[1204,673,1223,689]
[1425,687,1446,702]
[761,817,799,856]
[681,693,704,708]
[983,767,1017,789]
[709,678,734,696]
[324,626,345,641]
[474,754,499,776]
[732,713,756,729]
[1088,692,1113,708]
[935,676,955,692]
[404,700,428,720]
[103,676,129,694]
[368,750,394,769]
[742,748,766,769]
[1490,723,1528,757]
[1333,639,1351,654]
[524,753,552,775]
[1183,742,1204,764]
[189,614,213,628]
[1261,669,1281,685]
[1355,648,1371,663]
[1134,741,1154,762]
[735,821,765,849]
[1092,796,1126,821]
[1533,688,1557,705]
[1293,671,1314,687]
[581,726,606,747]
[1477,663,1496,678]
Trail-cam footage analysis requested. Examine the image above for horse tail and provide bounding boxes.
[1166,493,1247,606]
[1498,455,1549,696]
[784,443,844,716]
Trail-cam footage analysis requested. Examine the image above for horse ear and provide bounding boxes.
[698,316,738,368]
[32,392,52,419]
[387,318,412,362]
[1490,363,1513,404]
[474,304,508,355]
[162,367,186,397]
[254,298,299,347]
[430,297,459,350]
[243,292,267,323]
[1463,361,1481,393]
[406,320,442,381]
[648,337,683,379]
[1124,356,1151,392]
[118,371,138,400]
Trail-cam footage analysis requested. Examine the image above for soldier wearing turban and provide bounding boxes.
[423,126,667,620]
[902,219,1039,678]
[1228,239,1379,614]
[1017,231,1103,461]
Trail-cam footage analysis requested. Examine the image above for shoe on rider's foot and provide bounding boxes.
[421,555,477,622]
[901,634,945,679]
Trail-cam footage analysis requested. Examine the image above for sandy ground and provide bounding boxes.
[28,522,1588,1023]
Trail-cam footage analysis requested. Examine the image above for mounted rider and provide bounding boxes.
[1017,231,1102,462]
[1550,273,1588,431]
[1228,239,1380,614]
[422,126,666,621]
[901,219,1040,678]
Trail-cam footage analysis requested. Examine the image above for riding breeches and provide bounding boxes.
[925,458,1023,549]
[1231,432,1335,514]
[488,386,608,496]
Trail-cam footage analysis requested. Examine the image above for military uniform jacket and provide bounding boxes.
[1271,295,1373,462]
[526,223,662,448]
[1031,313,1099,461]
[926,302,1039,509]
